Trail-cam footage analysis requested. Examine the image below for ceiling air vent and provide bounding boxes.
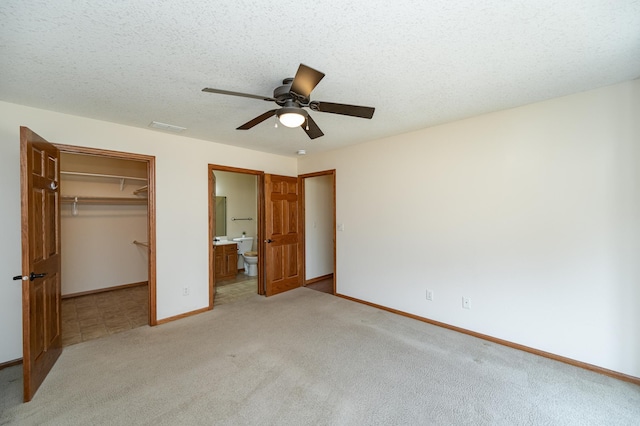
[149,121,186,133]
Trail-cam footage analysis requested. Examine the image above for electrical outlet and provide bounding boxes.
[462,297,471,309]
[183,287,190,296]
[426,289,433,301]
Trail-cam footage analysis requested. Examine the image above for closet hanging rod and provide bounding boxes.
[232,217,253,221]
[61,196,147,205]
[60,171,147,181]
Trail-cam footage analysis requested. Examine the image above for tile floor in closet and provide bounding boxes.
[61,284,148,347]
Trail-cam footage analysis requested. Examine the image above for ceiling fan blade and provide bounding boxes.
[202,88,275,102]
[310,101,375,119]
[290,64,325,99]
[303,115,324,139]
[237,109,278,130]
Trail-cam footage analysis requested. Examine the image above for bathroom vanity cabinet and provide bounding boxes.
[215,243,238,281]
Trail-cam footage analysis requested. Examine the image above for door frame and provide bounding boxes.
[208,164,265,305]
[55,144,158,325]
[299,170,337,294]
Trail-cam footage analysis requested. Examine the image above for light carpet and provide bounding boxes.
[1,288,639,425]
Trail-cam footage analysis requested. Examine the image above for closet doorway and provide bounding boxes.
[300,170,336,295]
[56,145,156,346]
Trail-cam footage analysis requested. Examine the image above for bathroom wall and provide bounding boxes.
[304,174,334,280]
[298,80,640,378]
[214,170,258,248]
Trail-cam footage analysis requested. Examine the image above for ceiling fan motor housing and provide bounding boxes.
[273,78,309,104]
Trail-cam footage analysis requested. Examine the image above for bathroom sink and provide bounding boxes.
[213,237,236,246]
[214,240,236,246]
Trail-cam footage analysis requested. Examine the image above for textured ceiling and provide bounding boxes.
[1,1,639,157]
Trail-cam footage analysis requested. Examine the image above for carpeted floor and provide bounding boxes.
[1,288,639,425]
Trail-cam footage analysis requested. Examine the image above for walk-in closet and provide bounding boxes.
[59,153,150,346]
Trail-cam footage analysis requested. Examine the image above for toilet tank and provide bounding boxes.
[232,237,253,254]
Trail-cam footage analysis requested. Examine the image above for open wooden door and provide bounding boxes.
[264,174,302,296]
[19,127,62,402]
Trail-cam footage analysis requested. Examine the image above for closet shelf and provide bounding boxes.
[61,171,147,191]
[62,196,148,205]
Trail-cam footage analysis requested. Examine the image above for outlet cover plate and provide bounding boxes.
[462,297,471,309]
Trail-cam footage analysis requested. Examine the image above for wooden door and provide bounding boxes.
[264,174,302,296]
[20,127,62,402]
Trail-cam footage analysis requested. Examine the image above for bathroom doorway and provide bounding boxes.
[208,165,264,306]
[300,170,336,295]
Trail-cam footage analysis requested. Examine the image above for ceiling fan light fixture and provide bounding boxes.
[277,107,308,128]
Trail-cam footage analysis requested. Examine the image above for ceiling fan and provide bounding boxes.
[202,64,375,139]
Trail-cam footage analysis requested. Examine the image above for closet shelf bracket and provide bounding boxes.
[133,185,148,195]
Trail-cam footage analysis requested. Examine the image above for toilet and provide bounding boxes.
[243,251,258,277]
[232,236,258,276]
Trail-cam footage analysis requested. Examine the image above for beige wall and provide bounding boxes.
[299,80,640,378]
[0,101,296,363]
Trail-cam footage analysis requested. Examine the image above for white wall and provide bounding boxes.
[305,175,334,280]
[0,101,296,363]
[60,175,148,295]
[298,80,640,378]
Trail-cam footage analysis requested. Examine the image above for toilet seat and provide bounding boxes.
[244,251,258,257]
